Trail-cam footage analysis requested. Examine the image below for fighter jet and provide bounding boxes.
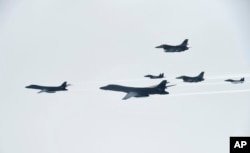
[176,72,205,82]
[100,80,175,100]
[155,39,189,52]
[225,77,245,84]
[25,81,70,93]
[144,73,164,79]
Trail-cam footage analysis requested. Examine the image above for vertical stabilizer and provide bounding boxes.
[157,80,167,90]
[241,77,245,82]
[181,39,188,46]
[60,81,67,89]
[198,72,204,79]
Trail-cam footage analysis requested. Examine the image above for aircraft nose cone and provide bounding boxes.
[176,76,183,79]
[100,86,108,90]
[25,85,31,88]
[155,45,163,48]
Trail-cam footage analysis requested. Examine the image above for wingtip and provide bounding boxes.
[122,96,129,100]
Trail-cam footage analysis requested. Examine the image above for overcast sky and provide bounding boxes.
[0,0,250,153]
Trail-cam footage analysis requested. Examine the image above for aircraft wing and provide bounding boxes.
[122,91,149,100]
[37,88,57,93]
[38,89,48,93]
[164,48,178,52]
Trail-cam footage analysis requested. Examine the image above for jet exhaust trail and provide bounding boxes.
[205,74,250,80]
[175,81,250,87]
[168,89,250,97]
[85,74,250,84]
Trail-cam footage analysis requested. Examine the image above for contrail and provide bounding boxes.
[168,89,250,97]
[66,75,250,93]
[204,74,250,80]
[175,81,250,87]
[81,80,250,88]
[81,74,250,84]
[68,81,250,92]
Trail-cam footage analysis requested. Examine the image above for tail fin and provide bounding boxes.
[180,39,188,46]
[157,80,168,90]
[60,81,68,89]
[241,77,245,82]
[198,71,204,79]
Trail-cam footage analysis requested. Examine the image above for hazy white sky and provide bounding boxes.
[0,0,250,153]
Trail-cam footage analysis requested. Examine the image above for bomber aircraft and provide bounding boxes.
[155,39,189,52]
[176,72,205,83]
[25,81,70,93]
[100,80,175,100]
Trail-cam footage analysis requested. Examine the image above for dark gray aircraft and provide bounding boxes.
[225,77,245,84]
[176,72,205,82]
[25,81,70,93]
[144,73,164,79]
[155,39,189,52]
[100,80,175,100]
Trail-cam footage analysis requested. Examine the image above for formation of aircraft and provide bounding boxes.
[225,77,245,84]
[100,80,175,100]
[25,81,70,93]
[155,39,189,52]
[144,73,164,79]
[176,72,205,83]
[25,39,246,99]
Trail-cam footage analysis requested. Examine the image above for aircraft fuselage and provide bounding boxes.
[100,85,168,95]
